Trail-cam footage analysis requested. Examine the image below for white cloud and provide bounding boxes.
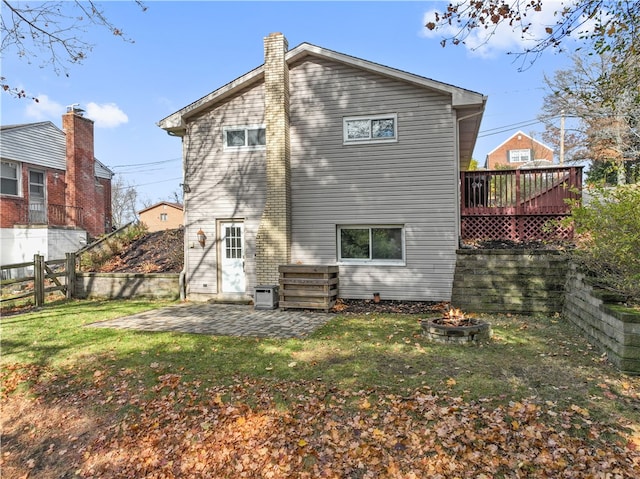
[25,94,64,121]
[23,97,128,129]
[420,5,586,59]
[85,102,129,128]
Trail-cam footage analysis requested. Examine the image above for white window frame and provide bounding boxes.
[1,160,21,196]
[337,225,406,266]
[160,213,168,222]
[509,149,531,163]
[223,125,266,151]
[343,114,398,145]
[29,169,46,196]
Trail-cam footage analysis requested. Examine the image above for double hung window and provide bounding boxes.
[338,226,405,265]
[1,161,19,196]
[509,149,531,163]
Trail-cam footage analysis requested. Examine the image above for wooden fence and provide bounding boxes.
[1,253,76,307]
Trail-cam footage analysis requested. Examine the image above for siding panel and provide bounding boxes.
[184,84,267,296]
[1,123,66,170]
[1,122,111,178]
[183,55,462,302]
[289,57,458,301]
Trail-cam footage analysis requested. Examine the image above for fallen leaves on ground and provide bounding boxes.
[2,363,639,478]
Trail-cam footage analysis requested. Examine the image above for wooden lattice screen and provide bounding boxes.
[460,166,583,242]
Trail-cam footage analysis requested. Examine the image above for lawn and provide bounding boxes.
[1,299,639,478]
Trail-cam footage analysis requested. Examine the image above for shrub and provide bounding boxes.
[571,184,640,304]
[79,223,148,271]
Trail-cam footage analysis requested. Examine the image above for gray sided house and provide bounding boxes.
[158,33,486,303]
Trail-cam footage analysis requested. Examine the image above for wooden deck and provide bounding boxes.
[460,166,583,241]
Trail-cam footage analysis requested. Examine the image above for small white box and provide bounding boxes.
[254,285,279,310]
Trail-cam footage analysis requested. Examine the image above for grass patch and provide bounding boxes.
[1,300,638,424]
[2,300,640,477]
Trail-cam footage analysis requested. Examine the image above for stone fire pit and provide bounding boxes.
[421,308,492,344]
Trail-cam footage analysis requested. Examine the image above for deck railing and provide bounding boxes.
[18,203,84,227]
[460,166,583,241]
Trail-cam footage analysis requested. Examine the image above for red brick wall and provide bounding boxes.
[98,177,112,231]
[1,112,112,236]
[63,111,111,238]
[0,163,66,228]
[47,170,67,207]
[0,195,25,227]
[486,134,554,169]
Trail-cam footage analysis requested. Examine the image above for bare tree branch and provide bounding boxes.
[0,0,146,98]
[425,0,640,84]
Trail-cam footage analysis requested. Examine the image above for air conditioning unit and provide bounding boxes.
[254,285,279,310]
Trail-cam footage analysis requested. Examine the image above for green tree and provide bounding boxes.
[538,53,640,185]
[570,184,640,304]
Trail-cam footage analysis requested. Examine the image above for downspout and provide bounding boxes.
[167,127,188,301]
[180,134,188,301]
[179,267,186,300]
[456,108,485,247]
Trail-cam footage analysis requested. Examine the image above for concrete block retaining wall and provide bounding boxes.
[451,250,639,374]
[451,250,569,314]
[563,264,640,374]
[75,272,180,300]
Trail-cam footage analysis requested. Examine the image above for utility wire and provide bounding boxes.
[116,167,177,174]
[478,120,544,138]
[478,115,561,137]
[125,177,182,188]
[109,157,181,169]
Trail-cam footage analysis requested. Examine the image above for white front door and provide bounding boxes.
[220,222,245,293]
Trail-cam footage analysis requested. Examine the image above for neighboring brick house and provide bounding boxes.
[1,107,113,270]
[158,33,486,303]
[485,131,554,169]
[138,201,183,232]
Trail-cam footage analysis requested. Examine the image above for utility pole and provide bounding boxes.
[559,110,565,165]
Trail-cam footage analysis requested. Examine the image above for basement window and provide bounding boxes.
[343,114,397,145]
[337,225,405,265]
[223,126,266,150]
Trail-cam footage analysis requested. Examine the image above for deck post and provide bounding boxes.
[34,254,45,307]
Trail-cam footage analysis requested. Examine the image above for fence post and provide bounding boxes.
[66,252,76,299]
[34,254,45,307]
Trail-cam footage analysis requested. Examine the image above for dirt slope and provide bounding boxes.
[94,229,184,273]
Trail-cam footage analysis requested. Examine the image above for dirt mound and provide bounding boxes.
[332,298,445,315]
[96,229,184,273]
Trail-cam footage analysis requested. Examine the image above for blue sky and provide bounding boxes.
[1,1,577,206]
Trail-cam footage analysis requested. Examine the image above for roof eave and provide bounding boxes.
[158,42,487,135]
[287,43,486,107]
[457,98,487,170]
[157,65,265,135]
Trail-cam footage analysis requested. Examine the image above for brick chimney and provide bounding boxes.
[255,33,291,285]
[63,106,101,237]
